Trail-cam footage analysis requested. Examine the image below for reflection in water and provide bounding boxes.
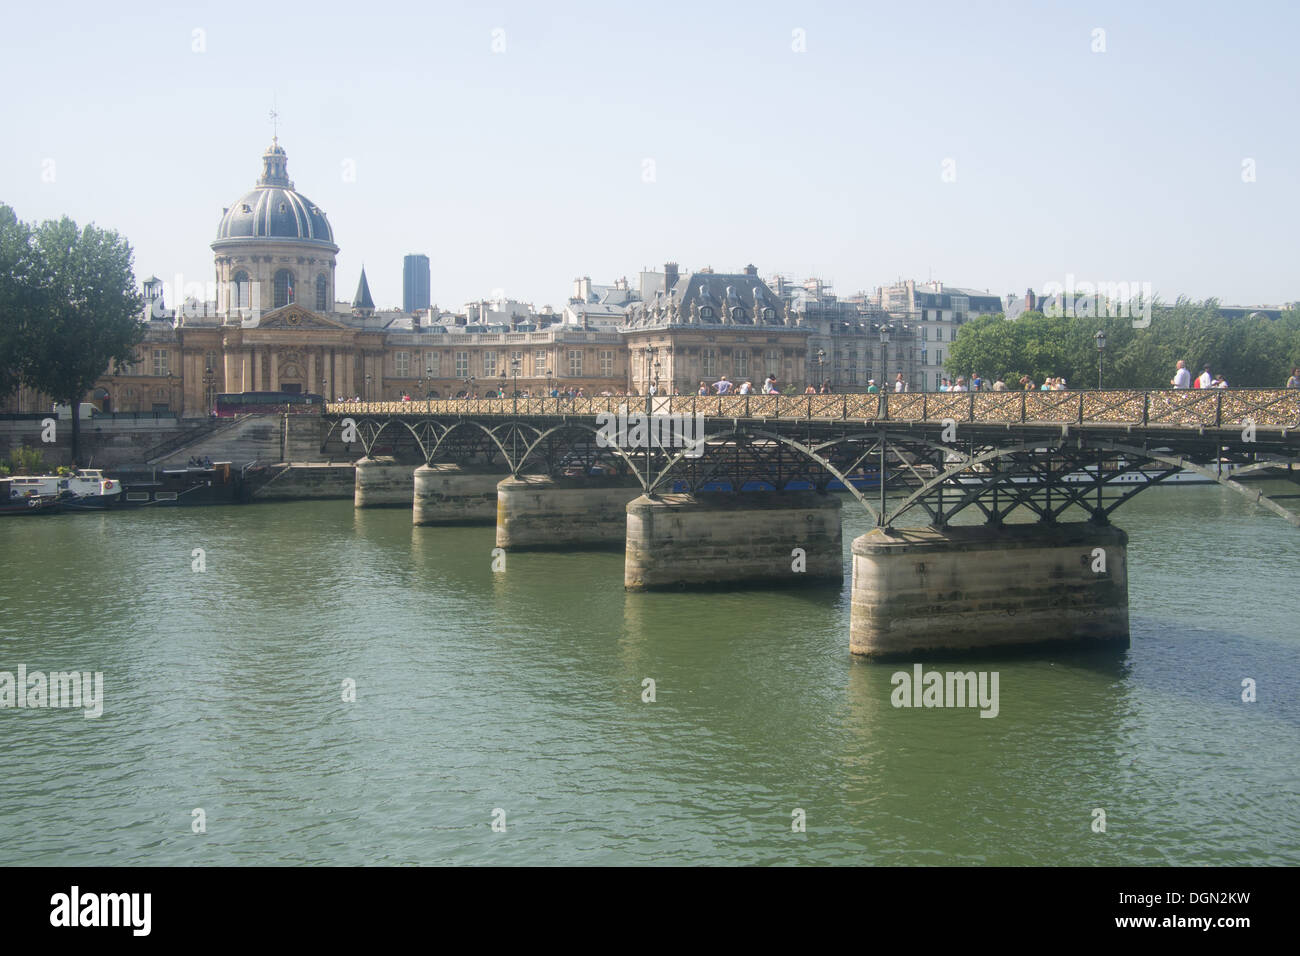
[0,486,1296,865]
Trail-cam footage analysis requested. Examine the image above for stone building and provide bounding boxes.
[3,141,630,416]
[621,265,811,394]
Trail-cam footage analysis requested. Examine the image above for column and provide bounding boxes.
[224,351,239,401]
[307,349,316,395]
[241,351,251,393]
[270,350,279,391]
[251,349,261,393]
[374,352,383,400]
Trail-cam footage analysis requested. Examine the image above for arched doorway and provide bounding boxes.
[92,386,111,413]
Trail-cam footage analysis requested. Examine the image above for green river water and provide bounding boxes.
[0,485,1296,865]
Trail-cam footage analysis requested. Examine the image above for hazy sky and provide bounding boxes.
[2,0,1296,310]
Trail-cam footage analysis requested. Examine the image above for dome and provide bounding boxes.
[213,142,336,247]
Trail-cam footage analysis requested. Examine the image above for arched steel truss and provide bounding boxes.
[323,413,1300,528]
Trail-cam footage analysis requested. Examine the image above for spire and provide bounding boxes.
[353,266,375,314]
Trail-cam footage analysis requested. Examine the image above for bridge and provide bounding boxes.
[322,389,1300,657]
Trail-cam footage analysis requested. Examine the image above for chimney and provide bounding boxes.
[743,263,757,276]
[664,262,679,289]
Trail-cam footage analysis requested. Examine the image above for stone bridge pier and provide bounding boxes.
[495,474,644,550]
[414,463,505,525]
[848,522,1130,656]
[624,491,843,590]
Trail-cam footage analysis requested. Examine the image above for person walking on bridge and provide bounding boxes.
[1288,368,1300,389]
[894,372,906,393]
[1171,360,1192,388]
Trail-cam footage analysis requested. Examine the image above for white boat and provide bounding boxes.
[954,464,1235,486]
[7,469,122,509]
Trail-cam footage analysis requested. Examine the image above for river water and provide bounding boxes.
[1,485,1296,865]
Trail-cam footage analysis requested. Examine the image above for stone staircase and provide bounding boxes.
[150,414,286,467]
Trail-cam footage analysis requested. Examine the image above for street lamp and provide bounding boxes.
[879,325,891,389]
[203,365,215,416]
[365,373,372,402]
[511,357,521,411]
[1095,329,1107,389]
[645,345,659,413]
[816,348,825,389]
[425,365,433,401]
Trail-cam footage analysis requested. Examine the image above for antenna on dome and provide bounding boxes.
[269,96,280,146]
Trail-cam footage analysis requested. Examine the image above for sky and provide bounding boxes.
[2,0,1297,311]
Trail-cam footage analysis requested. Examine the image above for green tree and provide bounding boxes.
[0,205,41,400]
[17,212,144,466]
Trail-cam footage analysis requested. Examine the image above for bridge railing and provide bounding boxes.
[325,389,1300,429]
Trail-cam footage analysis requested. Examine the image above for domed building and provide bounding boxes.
[212,140,339,316]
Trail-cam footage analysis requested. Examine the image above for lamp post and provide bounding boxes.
[879,325,891,388]
[365,373,372,403]
[167,371,178,418]
[426,365,433,401]
[1095,329,1107,389]
[816,348,825,390]
[511,357,521,413]
[644,345,659,414]
[203,365,215,416]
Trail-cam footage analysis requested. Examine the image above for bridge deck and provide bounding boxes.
[327,389,1300,432]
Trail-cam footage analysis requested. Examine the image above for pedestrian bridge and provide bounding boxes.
[324,388,1300,528]
[322,388,1300,656]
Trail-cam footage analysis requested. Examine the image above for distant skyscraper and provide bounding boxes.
[403,254,431,313]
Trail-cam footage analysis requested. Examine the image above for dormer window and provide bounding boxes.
[700,306,715,320]
[731,307,744,322]
[241,204,252,213]
[762,308,775,322]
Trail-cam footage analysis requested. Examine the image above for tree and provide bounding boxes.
[0,205,41,400]
[18,213,144,466]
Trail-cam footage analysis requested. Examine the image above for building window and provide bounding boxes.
[765,349,780,374]
[702,348,717,377]
[568,349,582,377]
[152,349,170,376]
[935,348,943,367]
[510,351,523,376]
[315,275,328,311]
[274,269,294,308]
[204,350,218,374]
[534,350,548,374]
[395,351,410,378]
[598,350,614,377]
[482,351,498,377]
[762,308,775,322]
[735,350,749,379]
[455,351,469,378]
[426,352,440,377]
[700,306,715,321]
[232,270,251,309]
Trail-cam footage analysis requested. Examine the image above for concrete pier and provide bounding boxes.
[354,457,416,508]
[849,522,1129,656]
[624,492,843,590]
[413,463,502,525]
[495,474,643,550]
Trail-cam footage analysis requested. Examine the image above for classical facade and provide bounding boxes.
[621,266,812,394]
[5,142,935,419]
[30,141,631,416]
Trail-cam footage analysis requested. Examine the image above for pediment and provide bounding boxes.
[256,304,349,330]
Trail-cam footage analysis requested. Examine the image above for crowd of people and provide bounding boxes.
[335,362,1297,404]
